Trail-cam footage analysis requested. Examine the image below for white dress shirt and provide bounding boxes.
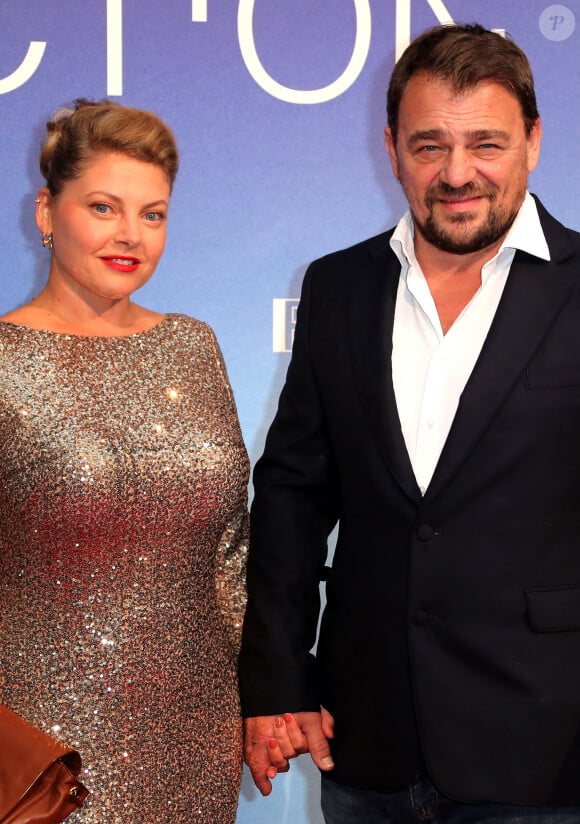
[390,192,550,495]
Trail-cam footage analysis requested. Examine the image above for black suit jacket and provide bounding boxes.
[239,198,580,804]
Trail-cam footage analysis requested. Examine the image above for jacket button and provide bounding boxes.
[416,524,434,541]
[412,610,430,627]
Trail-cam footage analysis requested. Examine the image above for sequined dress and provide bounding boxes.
[0,314,249,823]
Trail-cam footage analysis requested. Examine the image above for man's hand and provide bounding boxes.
[243,710,335,796]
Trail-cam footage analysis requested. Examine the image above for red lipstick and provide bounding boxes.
[100,256,140,273]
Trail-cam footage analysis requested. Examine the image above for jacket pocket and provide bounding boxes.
[525,584,580,632]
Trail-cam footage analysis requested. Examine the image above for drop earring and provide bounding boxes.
[41,233,53,251]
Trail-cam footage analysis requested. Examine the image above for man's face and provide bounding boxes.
[384,74,542,256]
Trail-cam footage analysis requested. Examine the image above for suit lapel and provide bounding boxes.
[347,203,577,506]
[348,236,422,502]
[425,204,577,503]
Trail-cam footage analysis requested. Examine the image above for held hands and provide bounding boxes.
[243,709,335,795]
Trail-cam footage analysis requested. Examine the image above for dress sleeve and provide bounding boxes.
[204,322,250,649]
[215,509,249,649]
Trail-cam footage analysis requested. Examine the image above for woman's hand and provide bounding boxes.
[243,708,335,796]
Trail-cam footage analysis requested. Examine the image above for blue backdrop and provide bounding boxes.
[1,2,578,821]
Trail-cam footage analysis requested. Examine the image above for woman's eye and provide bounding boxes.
[92,203,112,214]
[144,211,165,222]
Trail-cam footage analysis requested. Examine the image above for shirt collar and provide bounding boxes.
[500,192,550,260]
[389,191,551,271]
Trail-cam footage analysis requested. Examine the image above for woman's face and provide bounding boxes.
[37,151,171,305]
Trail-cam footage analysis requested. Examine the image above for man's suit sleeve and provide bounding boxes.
[239,261,339,717]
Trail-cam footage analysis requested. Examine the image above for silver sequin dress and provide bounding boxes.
[0,314,249,823]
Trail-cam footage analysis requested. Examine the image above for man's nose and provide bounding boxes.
[439,148,477,188]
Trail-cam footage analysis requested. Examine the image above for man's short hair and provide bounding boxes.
[387,23,539,142]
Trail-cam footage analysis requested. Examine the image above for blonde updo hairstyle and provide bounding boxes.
[39,98,179,197]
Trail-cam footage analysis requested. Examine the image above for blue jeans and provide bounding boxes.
[321,773,580,823]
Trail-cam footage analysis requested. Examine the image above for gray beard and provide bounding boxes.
[411,182,522,255]
[413,205,519,255]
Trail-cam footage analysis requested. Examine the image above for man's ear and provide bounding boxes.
[526,117,542,174]
[384,127,400,180]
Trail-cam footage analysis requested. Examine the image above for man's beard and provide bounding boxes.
[412,181,521,255]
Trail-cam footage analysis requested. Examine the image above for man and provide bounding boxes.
[239,23,580,823]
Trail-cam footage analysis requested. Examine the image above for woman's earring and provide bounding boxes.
[41,233,53,251]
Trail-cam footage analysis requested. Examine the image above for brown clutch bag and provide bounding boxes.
[0,704,89,824]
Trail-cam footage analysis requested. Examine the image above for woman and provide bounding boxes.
[0,99,249,823]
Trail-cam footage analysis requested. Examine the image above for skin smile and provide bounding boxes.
[384,76,541,257]
[438,196,484,210]
[100,255,141,272]
[428,183,496,215]
[33,152,170,311]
